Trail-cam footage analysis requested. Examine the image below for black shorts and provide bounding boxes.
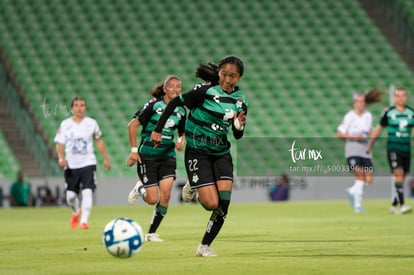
[387,151,410,173]
[137,158,176,187]
[347,156,373,173]
[184,147,233,189]
[65,165,97,193]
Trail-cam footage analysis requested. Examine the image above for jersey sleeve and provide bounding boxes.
[379,108,389,127]
[337,112,351,134]
[54,122,66,144]
[133,98,157,125]
[177,107,186,136]
[93,119,103,139]
[180,83,209,109]
[367,112,373,130]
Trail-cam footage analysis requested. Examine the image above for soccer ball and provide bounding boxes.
[103,217,144,258]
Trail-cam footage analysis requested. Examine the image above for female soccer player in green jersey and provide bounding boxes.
[367,88,414,214]
[126,75,186,242]
[151,56,248,256]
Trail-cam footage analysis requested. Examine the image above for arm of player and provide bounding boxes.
[56,143,67,169]
[232,111,246,139]
[126,118,142,166]
[366,125,383,154]
[96,138,111,171]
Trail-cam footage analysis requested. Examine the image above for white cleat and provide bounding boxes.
[400,205,412,214]
[182,180,196,202]
[196,244,217,257]
[145,233,164,242]
[128,180,145,205]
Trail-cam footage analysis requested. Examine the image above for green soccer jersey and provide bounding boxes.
[380,106,414,156]
[180,83,248,156]
[134,97,186,159]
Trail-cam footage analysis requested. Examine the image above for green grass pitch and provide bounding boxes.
[1,199,413,274]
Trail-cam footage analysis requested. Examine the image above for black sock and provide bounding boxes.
[201,191,231,245]
[148,204,167,233]
[395,182,405,206]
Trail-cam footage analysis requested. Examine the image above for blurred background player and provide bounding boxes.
[151,55,248,257]
[126,75,186,242]
[54,96,111,229]
[337,88,382,213]
[367,88,414,215]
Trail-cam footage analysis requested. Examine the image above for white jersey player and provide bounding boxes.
[54,97,110,229]
[337,90,382,213]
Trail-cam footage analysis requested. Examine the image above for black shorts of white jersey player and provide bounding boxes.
[387,150,411,173]
[64,165,97,193]
[184,147,233,189]
[347,157,373,173]
[137,158,177,187]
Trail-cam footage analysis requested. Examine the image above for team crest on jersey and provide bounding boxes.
[72,138,87,155]
[236,98,244,108]
[192,173,199,183]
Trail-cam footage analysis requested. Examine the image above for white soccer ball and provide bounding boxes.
[103,217,144,258]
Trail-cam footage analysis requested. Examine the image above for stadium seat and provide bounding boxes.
[0,0,413,178]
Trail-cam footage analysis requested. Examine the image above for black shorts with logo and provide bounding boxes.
[137,158,176,187]
[347,156,373,173]
[65,165,97,193]
[184,147,233,189]
[387,150,410,173]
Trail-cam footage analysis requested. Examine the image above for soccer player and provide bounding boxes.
[54,97,111,229]
[126,75,186,242]
[337,89,382,213]
[151,56,248,257]
[367,88,414,214]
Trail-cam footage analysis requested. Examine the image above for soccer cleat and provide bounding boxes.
[145,233,164,242]
[196,244,217,257]
[400,205,412,214]
[390,206,400,215]
[182,180,196,202]
[70,210,81,229]
[128,180,146,205]
[79,223,89,230]
[345,188,354,208]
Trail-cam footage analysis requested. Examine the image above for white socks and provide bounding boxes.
[349,180,364,208]
[66,190,79,214]
[66,189,93,224]
[80,188,93,224]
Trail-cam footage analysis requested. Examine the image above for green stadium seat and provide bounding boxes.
[1,0,414,178]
